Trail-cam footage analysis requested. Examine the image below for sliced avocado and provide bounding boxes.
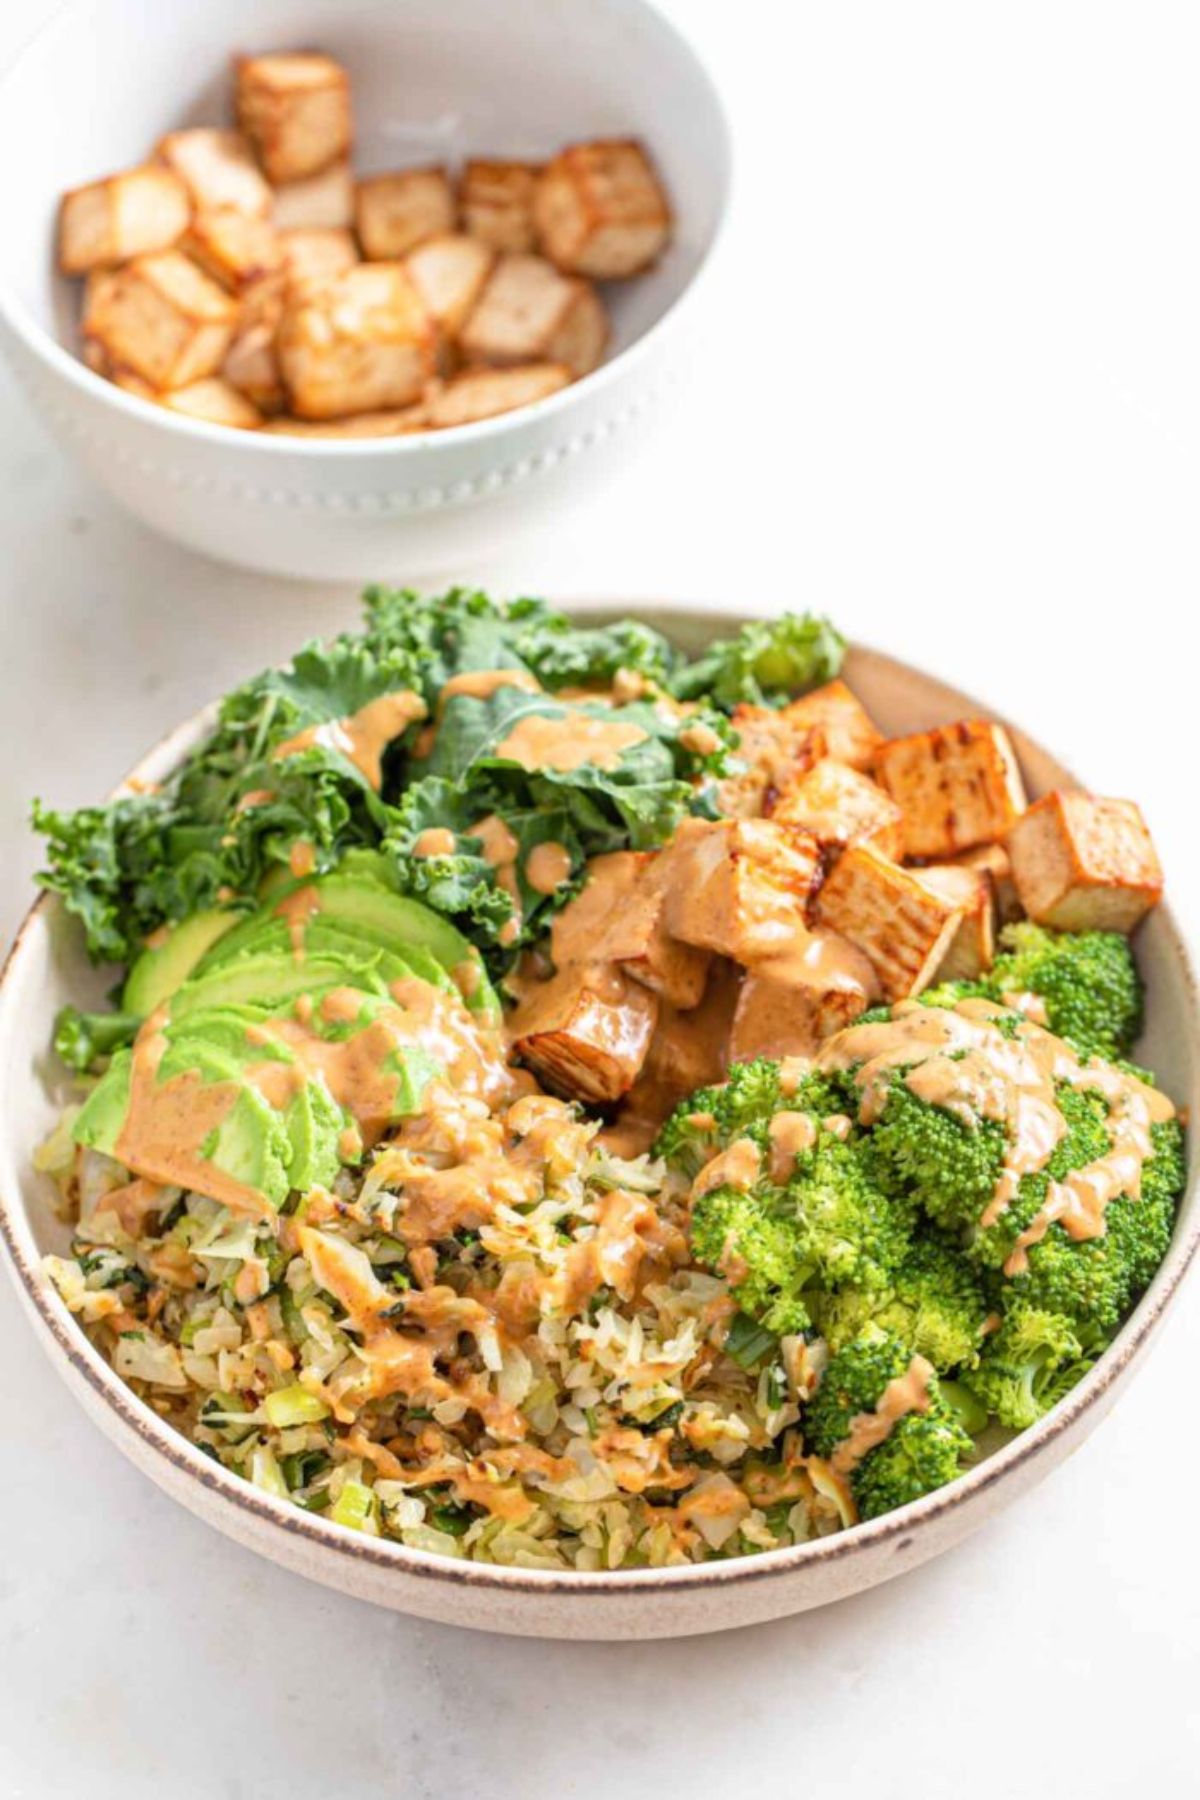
[169,950,404,1021]
[123,911,241,1017]
[73,1048,133,1156]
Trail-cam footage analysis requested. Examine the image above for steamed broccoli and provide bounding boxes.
[986,922,1143,1061]
[804,1326,972,1519]
[654,1057,853,1178]
[859,1076,1007,1234]
[966,1303,1094,1429]
[812,1235,990,1373]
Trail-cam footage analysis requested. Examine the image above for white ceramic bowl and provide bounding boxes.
[2,602,1197,1639]
[0,0,730,580]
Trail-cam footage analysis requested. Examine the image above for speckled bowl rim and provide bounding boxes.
[0,0,732,458]
[2,599,1198,1606]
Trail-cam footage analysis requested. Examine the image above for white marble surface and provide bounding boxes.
[2,2,1199,1794]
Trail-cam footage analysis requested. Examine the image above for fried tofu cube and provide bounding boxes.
[157,129,272,218]
[420,363,571,429]
[462,159,541,253]
[610,963,741,1152]
[779,680,884,773]
[259,410,424,437]
[221,301,286,414]
[236,52,352,184]
[508,964,659,1103]
[874,719,1027,859]
[272,160,355,230]
[280,226,359,295]
[81,329,158,400]
[159,377,262,429]
[661,818,822,964]
[82,250,237,388]
[356,168,457,260]
[917,865,996,979]
[58,166,190,275]
[550,851,711,1009]
[715,708,826,819]
[815,842,964,1000]
[404,234,495,338]
[460,253,608,377]
[1006,791,1163,932]
[956,842,1022,926]
[768,757,904,860]
[277,263,436,418]
[729,931,877,1062]
[183,208,283,296]
[534,139,671,279]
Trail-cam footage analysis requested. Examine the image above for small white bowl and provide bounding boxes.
[2,601,1197,1639]
[0,0,730,580]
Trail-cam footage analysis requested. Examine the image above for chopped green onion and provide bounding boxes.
[331,1478,377,1533]
[263,1384,330,1428]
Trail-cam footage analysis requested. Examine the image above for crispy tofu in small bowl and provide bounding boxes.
[0,0,729,578]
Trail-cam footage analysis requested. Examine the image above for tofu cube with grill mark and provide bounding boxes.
[956,842,1022,925]
[730,934,877,1062]
[157,129,272,218]
[551,850,711,1010]
[874,719,1027,859]
[918,864,996,979]
[462,159,541,253]
[272,161,355,231]
[768,757,904,860]
[404,234,495,339]
[1006,791,1163,932]
[83,250,237,388]
[716,706,827,819]
[236,53,352,184]
[59,166,190,275]
[280,226,359,296]
[779,680,884,773]
[82,326,157,399]
[460,254,608,377]
[662,818,822,964]
[815,842,965,999]
[508,965,659,1103]
[356,168,457,260]
[278,263,436,419]
[184,209,283,298]
[420,363,571,430]
[534,139,671,279]
[159,377,262,429]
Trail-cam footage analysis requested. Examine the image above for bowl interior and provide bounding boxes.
[0,0,729,374]
[2,606,1197,1608]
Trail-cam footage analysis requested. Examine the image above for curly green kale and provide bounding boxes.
[667,613,846,710]
[987,922,1143,1061]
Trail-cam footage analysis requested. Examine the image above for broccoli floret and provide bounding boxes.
[971,1083,1113,1269]
[860,1076,1007,1234]
[654,1057,853,1177]
[986,922,1143,1061]
[691,1134,910,1340]
[804,1326,972,1520]
[966,1302,1093,1429]
[813,1235,990,1373]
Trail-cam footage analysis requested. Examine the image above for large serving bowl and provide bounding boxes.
[1,602,1196,1639]
[0,0,730,579]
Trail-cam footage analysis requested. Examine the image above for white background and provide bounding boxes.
[1,2,1198,1795]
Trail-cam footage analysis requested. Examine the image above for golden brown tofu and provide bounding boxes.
[768,757,904,860]
[420,363,571,429]
[729,931,877,1062]
[356,168,457,260]
[779,680,884,773]
[183,208,283,296]
[661,818,822,964]
[460,253,608,377]
[917,864,996,979]
[280,226,360,295]
[550,850,711,1009]
[83,250,237,388]
[58,166,190,275]
[159,377,262,429]
[815,842,964,1000]
[508,963,659,1103]
[236,52,352,184]
[404,233,495,338]
[277,263,436,418]
[259,409,425,438]
[956,842,1022,925]
[874,719,1027,859]
[81,330,158,400]
[462,159,541,253]
[272,160,355,230]
[715,708,826,819]
[221,303,286,414]
[606,962,741,1154]
[1006,791,1163,932]
[534,139,671,279]
[157,129,272,218]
